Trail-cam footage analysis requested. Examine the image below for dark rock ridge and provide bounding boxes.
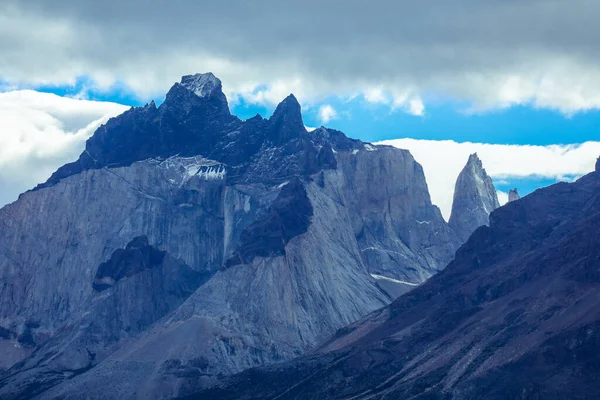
[0,73,461,399]
[225,178,313,268]
[449,153,500,242]
[508,187,520,202]
[34,73,359,190]
[191,166,600,399]
[93,236,167,291]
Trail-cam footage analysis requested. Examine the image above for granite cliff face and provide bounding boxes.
[449,153,500,242]
[508,188,520,202]
[0,73,461,399]
[197,164,600,400]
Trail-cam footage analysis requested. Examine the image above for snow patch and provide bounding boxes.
[157,155,226,185]
[362,247,409,257]
[370,274,419,286]
[364,144,377,151]
[181,73,220,98]
[196,165,226,180]
[352,149,360,155]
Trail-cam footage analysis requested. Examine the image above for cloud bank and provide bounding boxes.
[0,90,128,206]
[377,138,600,219]
[2,1,600,113]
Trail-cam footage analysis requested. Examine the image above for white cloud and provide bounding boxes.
[496,190,509,206]
[0,90,128,206]
[407,98,425,116]
[319,104,337,123]
[363,89,425,116]
[376,138,600,220]
[364,88,388,105]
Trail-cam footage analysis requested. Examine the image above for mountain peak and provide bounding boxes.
[449,154,500,242]
[508,188,520,202]
[596,156,600,173]
[467,152,482,168]
[272,94,301,118]
[268,94,306,142]
[180,72,223,98]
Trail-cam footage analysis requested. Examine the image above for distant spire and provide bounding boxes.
[449,153,500,242]
[508,188,520,202]
[271,94,302,122]
[467,152,480,163]
[268,94,306,143]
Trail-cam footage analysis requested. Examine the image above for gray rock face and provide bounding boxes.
[508,188,520,202]
[337,146,459,286]
[0,236,206,399]
[0,74,461,399]
[449,153,500,242]
[199,168,600,400]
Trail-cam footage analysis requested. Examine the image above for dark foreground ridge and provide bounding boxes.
[187,168,600,399]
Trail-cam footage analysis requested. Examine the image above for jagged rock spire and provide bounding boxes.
[268,94,306,143]
[449,153,500,242]
[508,188,520,202]
[595,156,600,174]
[272,94,302,119]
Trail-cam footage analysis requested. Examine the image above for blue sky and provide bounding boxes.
[248,99,600,146]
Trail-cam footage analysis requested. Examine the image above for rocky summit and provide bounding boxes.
[448,153,500,242]
[0,73,462,399]
[190,163,600,400]
[508,188,520,202]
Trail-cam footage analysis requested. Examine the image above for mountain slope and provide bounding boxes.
[448,153,500,242]
[0,73,460,399]
[190,163,600,400]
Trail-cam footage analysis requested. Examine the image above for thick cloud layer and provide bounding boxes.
[378,138,600,219]
[2,1,600,112]
[0,91,127,206]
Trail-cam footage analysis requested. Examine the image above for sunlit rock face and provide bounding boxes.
[449,153,500,242]
[0,73,461,399]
